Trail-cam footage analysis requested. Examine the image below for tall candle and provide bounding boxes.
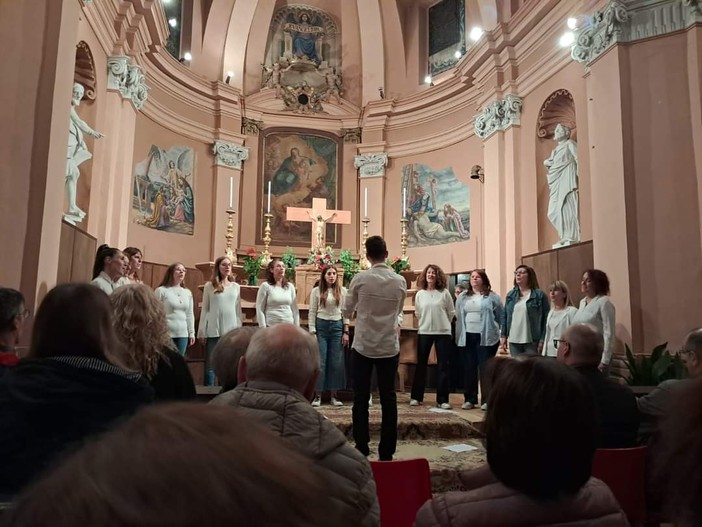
[229,176,233,208]
[267,181,271,213]
[403,188,407,217]
[364,188,368,217]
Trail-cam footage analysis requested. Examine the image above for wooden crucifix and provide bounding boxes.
[286,198,351,252]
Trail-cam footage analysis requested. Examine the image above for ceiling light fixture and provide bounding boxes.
[559,32,575,47]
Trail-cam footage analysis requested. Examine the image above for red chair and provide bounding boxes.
[591,446,647,525]
[371,458,432,527]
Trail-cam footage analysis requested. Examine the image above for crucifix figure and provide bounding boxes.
[286,197,351,252]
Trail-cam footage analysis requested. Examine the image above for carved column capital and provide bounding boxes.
[571,1,629,65]
[241,117,262,136]
[474,95,523,140]
[213,141,249,169]
[354,153,388,178]
[342,127,362,144]
[107,57,149,110]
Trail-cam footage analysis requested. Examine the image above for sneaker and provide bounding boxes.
[461,402,475,410]
[312,396,321,407]
[369,395,373,407]
[331,397,343,407]
[409,399,420,406]
[439,403,451,410]
[481,403,488,411]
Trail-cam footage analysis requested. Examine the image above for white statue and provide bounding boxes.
[65,83,103,224]
[324,69,341,103]
[544,124,580,248]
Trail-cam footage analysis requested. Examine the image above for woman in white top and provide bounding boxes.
[198,256,243,386]
[256,258,300,327]
[90,244,125,295]
[412,264,455,408]
[155,262,195,356]
[572,269,616,371]
[542,280,579,357]
[309,265,349,407]
[455,270,504,410]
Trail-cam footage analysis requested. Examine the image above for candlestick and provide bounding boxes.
[400,217,409,259]
[359,216,371,269]
[267,181,271,213]
[224,208,237,264]
[402,187,407,217]
[229,176,233,208]
[261,212,273,265]
[364,188,368,218]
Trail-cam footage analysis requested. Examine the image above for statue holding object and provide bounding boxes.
[544,123,580,248]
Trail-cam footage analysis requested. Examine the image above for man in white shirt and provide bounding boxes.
[343,236,406,461]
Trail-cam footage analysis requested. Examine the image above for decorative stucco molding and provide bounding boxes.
[241,117,262,136]
[107,56,149,110]
[572,0,701,66]
[213,141,249,169]
[342,127,362,144]
[354,153,388,178]
[474,95,523,140]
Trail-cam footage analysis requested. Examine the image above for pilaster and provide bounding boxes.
[211,141,248,260]
[354,152,388,240]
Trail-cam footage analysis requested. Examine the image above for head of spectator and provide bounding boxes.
[556,323,604,368]
[417,264,447,291]
[454,282,466,299]
[111,284,174,378]
[581,268,610,299]
[0,288,27,352]
[213,326,259,392]
[365,235,388,264]
[239,324,320,400]
[29,283,124,367]
[92,244,125,281]
[122,247,143,282]
[678,328,702,378]
[2,403,337,527]
[484,356,597,499]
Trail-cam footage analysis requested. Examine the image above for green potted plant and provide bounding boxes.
[281,247,298,281]
[338,250,360,287]
[242,248,264,286]
[616,342,687,386]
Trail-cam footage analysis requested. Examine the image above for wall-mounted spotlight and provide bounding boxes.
[454,50,462,59]
[469,27,484,42]
[470,165,484,183]
[225,71,234,84]
[168,17,177,28]
[378,86,385,99]
[183,51,192,61]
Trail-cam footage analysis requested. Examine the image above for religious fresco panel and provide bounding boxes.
[131,145,195,235]
[401,163,470,248]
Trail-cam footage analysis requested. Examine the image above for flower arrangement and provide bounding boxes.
[307,246,336,271]
[387,256,410,274]
[242,248,264,285]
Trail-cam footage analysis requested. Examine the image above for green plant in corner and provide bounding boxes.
[615,342,687,386]
[281,247,298,281]
[338,250,360,287]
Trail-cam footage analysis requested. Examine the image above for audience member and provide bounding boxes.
[91,244,125,294]
[415,357,628,526]
[501,265,549,356]
[572,269,616,372]
[211,324,379,527]
[342,235,406,461]
[212,326,258,392]
[0,288,27,368]
[557,323,639,448]
[0,283,153,496]
[111,284,196,401]
[2,403,339,527]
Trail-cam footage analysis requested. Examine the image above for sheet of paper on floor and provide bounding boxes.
[443,443,480,453]
[428,408,456,414]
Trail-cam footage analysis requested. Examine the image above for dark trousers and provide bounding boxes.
[352,350,398,461]
[411,334,452,404]
[463,333,499,405]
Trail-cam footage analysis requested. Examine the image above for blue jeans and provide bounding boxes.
[205,337,220,386]
[172,337,188,356]
[463,333,499,405]
[509,342,538,357]
[315,319,345,391]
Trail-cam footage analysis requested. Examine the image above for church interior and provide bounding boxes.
[2,0,702,523]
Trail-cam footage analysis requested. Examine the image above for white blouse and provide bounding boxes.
[572,295,616,364]
[91,272,120,295]
[155,286,195,339]
[462,294,482,335]
[542,306,579,357]
[197,281,243,338]
[308,286,349,333]
[509,292,531,344]
[256,282,300,327]
[415,288,455,335]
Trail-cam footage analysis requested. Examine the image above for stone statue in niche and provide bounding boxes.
[65,82,103,225]
[544,124,580,248]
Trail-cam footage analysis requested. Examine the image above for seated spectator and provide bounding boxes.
[0,288,27,369]
[3,403,339,527]
[111,284,196,401]
[415,357,628,527]
[0,283,153,496]
[210,324,379,527]
[637,328,701,444]
[212,326,258,393]
[557,323,639,447]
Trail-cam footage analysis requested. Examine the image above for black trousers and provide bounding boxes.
[410,334,452,404]
[352,350,398,461]
[463,333,499,405]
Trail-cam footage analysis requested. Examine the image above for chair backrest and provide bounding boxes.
[592,446,647,524]
[371,458,432,527]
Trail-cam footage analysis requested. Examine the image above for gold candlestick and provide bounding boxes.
[400,217,409,259]
[261,212,273,265]
[359,217,370,269]
[224,209,237,264]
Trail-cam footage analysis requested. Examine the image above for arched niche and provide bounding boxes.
[75,41,97,100]
[536,89,577,251]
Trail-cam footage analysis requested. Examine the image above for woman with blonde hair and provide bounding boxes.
[198,256,243,385]
[542,280,579,357]
[111,284,196,400]
[155,262,195,356]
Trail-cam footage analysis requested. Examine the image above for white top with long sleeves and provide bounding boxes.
[509,293,531,343]
[342,263,406,358]
[308,286,350,334]
[155,286,195,339]
[572,295,616,364]
[91,272,120,295]
[197,281,243,338]
[256,282,300,327]
[542,305,579,357]
[414,288,455,335]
